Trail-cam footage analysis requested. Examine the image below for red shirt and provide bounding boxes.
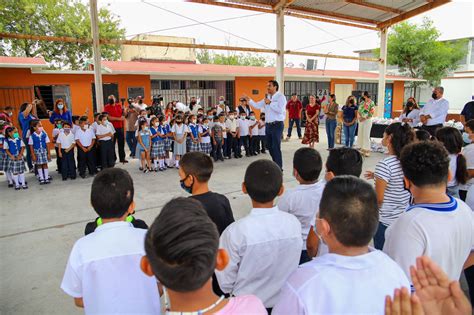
[306,103,320,118]
[104,103,124,129]
[286,100,302,119]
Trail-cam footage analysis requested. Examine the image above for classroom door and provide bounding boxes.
[335,84,353,105]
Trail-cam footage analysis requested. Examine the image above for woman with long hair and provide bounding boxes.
[399,97,420,127]
[341,95,358,148]
[301,94,320,148]
[48,99,72,125]
[357,91,376,157]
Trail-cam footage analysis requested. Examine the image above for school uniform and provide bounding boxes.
[249,120,259,155]
[57,131,77,180]
[28,131,50,165]
[225,118,239,158]
[96,123,115,169]
[61,221,161,315]
[0,134,6,172]
[4,137,26,174]
[150,126,166,159]
[52,127,61,172]
[187,123,200,152]
[163,124,172,152]
[216,206,302,308]
[75,128,97,177]
[199,124,212,155]
[258,120,266,153]
[384,195,474,281]
[211,123,225,161]
[172,123,187,156]
[136,129,151,157]
[272,250,410,315]
[277,181,326,264]
[238,118,250,156]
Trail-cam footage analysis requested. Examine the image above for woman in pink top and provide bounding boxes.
[140,197,267,314]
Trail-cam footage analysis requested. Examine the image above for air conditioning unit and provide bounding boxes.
[306,59,317,71]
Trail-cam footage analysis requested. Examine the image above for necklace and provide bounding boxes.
[164,287,226,315]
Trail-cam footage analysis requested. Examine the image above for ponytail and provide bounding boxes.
[455,154,468,185]
[385,122,415,158]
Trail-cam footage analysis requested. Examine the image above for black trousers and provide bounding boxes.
[61,148,77,179]
[100,139,115,169]
[113,127,126,162]
[55,147,61,171]
[250,136,259,154]
[212,140,224,160]
[227,133,239,157]
[259,135,266,153]
[78,147,96,176]
[465,265,474,303]
[239,135,249,155]
[421,124,443,137]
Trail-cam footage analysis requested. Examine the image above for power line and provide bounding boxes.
[142,1,272,49]
[300,18,354,47]
[293,31,375,51]
[126,13,266,38]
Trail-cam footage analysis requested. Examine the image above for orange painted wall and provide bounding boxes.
[235,76,273,117]
[391,81,405,114]
[330,79,356,93]
[0,68,150,146]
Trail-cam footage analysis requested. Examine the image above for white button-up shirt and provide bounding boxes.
[420,97,449,126]
[273,250,410,315]
[277,181,326,243]
[216,206,302,308]
[249,92,287,123]
[61,221,161,315]
[399,109,421,127]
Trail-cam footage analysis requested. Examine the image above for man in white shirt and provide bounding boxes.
[273,176,410,315]
[278,147,325,264]
[61,168,160,314]
[384,141,474,282]
[95,114,116,169]
[216,160,302,310]
[244,80,286,169]
[420,86,449,136]
[225,111,239,158]
[238,111,250,157]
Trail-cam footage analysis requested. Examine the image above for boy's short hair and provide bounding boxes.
[79,116,88,123]
[180,152,213,182]
[98,114,106,121]
[465,119,474,132]
[72,115,80,123]
[144,197,219,292]
[415,129,432,141]
[94,112,100,118]
[400,141,450,187]
[293,147,322,181]
[244,159,282,203]
[91,168,134,219]
[319,176,378,247]
[326,148,363,177]
[63,121,71,127]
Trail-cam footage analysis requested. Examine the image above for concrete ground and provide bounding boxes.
[0,133,467,314]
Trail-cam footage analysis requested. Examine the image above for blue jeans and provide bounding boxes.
[343,123,357,148]
[266,121,284,169]
[287,118,301,138]
[126,131,137,157]
[23,135,33,170]
[374,222,388,250]
[325,119,337,149]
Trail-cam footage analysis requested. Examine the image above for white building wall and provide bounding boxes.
[441,77,474,113]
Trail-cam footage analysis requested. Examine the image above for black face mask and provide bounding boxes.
[190,101,196,105]
[432,92,438,100]
[108,99,114,105]
[138,100,143,104]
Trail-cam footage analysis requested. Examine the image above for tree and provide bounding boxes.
[375,18,467,94]
[196,48,274,67]
[0,0,126,69]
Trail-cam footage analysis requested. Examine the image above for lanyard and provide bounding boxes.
[163,287,225,315]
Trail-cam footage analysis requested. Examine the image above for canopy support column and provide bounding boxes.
[376,27,388,118]
[90,0,104,112]
[276,9,285,93]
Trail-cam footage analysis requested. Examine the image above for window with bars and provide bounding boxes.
[34,85,72,119]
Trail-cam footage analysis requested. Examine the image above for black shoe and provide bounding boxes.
[80,174,86,179]
[219,157,224,161]
[8,183,13,188]
[15,186,21,190]
[214,158,218,162]
[71,177,76,180]
[62,178,67,181]
[121,160,129,164]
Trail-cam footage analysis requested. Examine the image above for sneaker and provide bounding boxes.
[144,168,149,173]
[168,165,174,169]
[22,184,28,190]
[15,186,21,190]
[39,180,46,185]
[48,176,53,181]
[8,183,14,188]
[44,179,51,184]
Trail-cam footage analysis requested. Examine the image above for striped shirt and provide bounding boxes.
[375,155,411,226]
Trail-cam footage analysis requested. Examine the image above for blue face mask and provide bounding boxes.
[463,132,472,144]
[180,175,193,194]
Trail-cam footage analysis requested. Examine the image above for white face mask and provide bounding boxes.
[229,115,234,120]
[219,100,224,105]
[57,104,64,110]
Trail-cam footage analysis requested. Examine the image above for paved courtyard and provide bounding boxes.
[0,134,464,314]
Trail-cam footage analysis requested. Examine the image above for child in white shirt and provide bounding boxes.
[278,147,325,264]
[248,112,259,155]
[57,121,76,180]
[61,168,161,314]
[258,113,266,154]
[216,160,302,310]
[273,176,410,315]
[384,141,474,282]
[95,114,116,169]
[237,112,250,157]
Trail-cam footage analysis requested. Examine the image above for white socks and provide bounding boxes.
[38,169,44,181]
[6,172,13,184]
[159,159,165,168]
[19,173,25,186]
[12,174,19,186]
[154,160,158,169]
[175,160,179,167]
[44,168,49,180]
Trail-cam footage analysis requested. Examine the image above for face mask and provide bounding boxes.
[8,112,13,117]
[154,123,159,127]
[432,92,438,100]
[57,124,62,129]
[108,99,114,105]
[190,101,196,105]
[463,132,472,144]
[249,116,256,121]
[102,120,108,125]
[219,100,224,105]
[406,101,414,108]
[37,127,44,133]
[229,115,234,120]
[64,128,71,134]
[240,116,246,119]
[203,123,208,127]
[57,104,64,110]
[138,100,143,104]
[191,120,196,124]
[13,132,20,139]
[180,176,193,194]
[144,127,149,131]
[261,117,265,121]
[84,125,89,130]
[177,120,182,124]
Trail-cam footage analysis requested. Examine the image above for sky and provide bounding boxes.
[102,0,474,70]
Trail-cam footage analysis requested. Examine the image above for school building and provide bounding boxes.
[0,56,420,138]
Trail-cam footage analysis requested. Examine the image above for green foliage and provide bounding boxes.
[0,0,125,69]
[375,18,467,88]
[196,48,273,67]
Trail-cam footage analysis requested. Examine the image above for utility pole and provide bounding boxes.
[90,0,104,112]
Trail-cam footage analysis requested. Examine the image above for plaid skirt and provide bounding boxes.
[0,151,6,171]
[34,147,49,165]
[6,156,26,174]
[164,138,172,151]
[151,141,165,158]
[188,140,201,152]
[200,142,212,154]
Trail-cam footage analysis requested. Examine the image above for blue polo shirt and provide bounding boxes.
[49,110,73,125]
[18,112,35,138]
[342,105,358,123]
